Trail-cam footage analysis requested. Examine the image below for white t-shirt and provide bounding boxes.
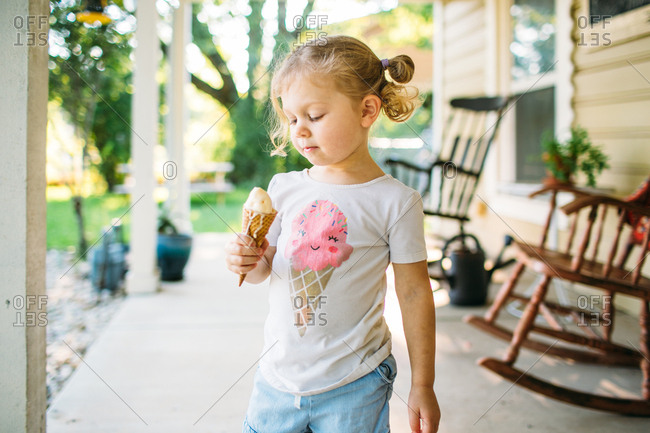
[258,169,427,396]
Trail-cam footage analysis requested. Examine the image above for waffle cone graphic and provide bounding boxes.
[289,263,334,337]
[238,208,277,286]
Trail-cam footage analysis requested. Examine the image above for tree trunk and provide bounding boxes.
[70,87,97,258]
[72,195,88,256]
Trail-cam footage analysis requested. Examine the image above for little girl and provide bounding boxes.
[225,35,440,433]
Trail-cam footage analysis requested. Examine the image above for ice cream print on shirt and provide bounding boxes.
[285,200,353,337]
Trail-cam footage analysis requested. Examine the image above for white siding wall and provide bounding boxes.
[572,1,650,193]
[434,0,650,315]
[441,1,488,99]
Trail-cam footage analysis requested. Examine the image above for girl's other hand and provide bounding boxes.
[408,385,440,433]
[224,235,269,276]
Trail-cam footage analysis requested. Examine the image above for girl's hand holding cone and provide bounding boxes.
[225,187,276,286]
[224,234,270,282]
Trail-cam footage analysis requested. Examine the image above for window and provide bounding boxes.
[510,0,556,183]
[514,87,555,182]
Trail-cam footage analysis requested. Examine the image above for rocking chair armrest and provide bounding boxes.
[430,160,480,177]
[561,194,650,217]
[384,157,434,174]
[385,158,479,178]
[529,184,595,199]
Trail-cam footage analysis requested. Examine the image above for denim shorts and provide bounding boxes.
[243,354,397,433]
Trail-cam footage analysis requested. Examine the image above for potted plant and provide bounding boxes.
[157,210,192,281]
[541,126,610,187]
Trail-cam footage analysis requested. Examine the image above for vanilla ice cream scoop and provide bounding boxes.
[244,187,273,214]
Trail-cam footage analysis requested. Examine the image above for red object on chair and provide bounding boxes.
[625,176,650,246]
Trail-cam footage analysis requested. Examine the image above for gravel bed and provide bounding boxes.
[46,249,126,406]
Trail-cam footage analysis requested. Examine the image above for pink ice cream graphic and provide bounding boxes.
[285,200,353,336]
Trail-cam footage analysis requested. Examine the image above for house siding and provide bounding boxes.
[571,1,650,192]
[442,0,488,99]
[433,0,650,314]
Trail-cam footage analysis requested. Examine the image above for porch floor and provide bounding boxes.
[47,233,650,432]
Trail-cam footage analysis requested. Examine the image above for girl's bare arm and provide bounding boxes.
[393,260,440,433]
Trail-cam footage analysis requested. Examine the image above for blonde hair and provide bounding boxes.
[269,35,420,156]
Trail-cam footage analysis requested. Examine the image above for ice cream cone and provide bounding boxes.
[238,208,277,286]
[289,263,334,336]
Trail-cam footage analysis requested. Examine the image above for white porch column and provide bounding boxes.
[432,0,444,154]
[0,0,48,431]
[127,0,160,294]
[554,0,574,137]
[165,0,192,234]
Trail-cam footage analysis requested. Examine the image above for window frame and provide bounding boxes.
[484,0,574,226]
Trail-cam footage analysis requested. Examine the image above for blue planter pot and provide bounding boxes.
[157,234,192,281]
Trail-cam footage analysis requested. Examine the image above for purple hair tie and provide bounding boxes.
[381,58,389,70]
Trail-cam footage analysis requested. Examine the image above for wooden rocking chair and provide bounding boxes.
[466,183,650,415]
[384,96,510,279]
[384,96,509,239]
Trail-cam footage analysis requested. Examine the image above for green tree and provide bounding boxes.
[49,1,134,190]
[49,0,134,253]
[189,0,315,187]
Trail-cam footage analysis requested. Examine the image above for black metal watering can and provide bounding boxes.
[442,233,487,305]
[441,233,514,306]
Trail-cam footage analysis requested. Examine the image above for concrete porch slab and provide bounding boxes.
[47,233,650,432]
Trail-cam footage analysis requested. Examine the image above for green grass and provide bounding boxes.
[190,189,248,233]
[47,188,248,251]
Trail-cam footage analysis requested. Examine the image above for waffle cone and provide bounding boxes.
[289,264,334,336]
[238,208,277,286]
